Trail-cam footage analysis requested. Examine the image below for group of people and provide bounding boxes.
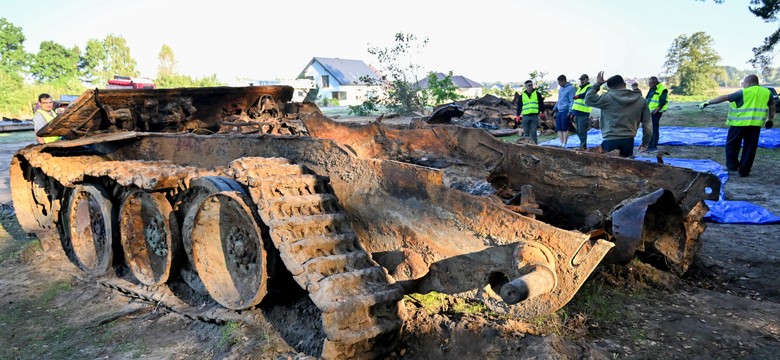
[514,72,774,177]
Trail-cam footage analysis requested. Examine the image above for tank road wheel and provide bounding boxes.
[184,178,268,310]
[119,190,179,286]
[177,177,247,294]
[64,183,115,276]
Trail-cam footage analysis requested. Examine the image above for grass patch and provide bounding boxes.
[406,292,496,318]
[219,320,243,347]
[40,279,72,305]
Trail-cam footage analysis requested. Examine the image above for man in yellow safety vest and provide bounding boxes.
[570,74,592,149]
[515,80,545,144]
[645,76,668,153]
[32,93,60,144]
[699,74,775,177]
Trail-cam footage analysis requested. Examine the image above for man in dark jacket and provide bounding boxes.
[515,80,545,144]
[585,71,652,157]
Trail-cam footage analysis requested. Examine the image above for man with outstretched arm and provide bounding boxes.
[699,74,775,177]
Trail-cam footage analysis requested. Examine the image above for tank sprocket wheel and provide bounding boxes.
[119,190,179,286]
[228,157,405,360]
[10,158,54,233]
[63,183,115,276]
[183,177,268,310]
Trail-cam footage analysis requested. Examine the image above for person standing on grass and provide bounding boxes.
[555,75,575,148]
[584,71,652,157]
[570,74,592,150]
[645,76,668,153]
[699,74,775,177]
[515,80,545,144]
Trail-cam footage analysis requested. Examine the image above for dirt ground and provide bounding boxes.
[1,113,779,359]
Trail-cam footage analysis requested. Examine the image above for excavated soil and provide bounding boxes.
[1,124,779,359]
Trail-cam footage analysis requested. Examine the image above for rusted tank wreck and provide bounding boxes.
[11,86,720,359]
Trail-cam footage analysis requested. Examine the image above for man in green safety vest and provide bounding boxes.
[645,76,668,153]
[515,80,545,144]
[570,74,592,150]
[699,74,775,177]
[32,93,60,144]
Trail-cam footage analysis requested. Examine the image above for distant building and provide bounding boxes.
[249,79,316,102]
[415,73,484,98]
[299,57,384,106]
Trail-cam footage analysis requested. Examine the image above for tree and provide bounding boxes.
[699,0,780,69]
[157,44,177,78]
[79,39,107,84]
[528,70,551,98]
[0,18,29,80]
[368,32,429,115]
[663,32,721,96]
[104,34,138,78]
[79,35,139,85]
[426,71,462,105]
[30,41,80,84]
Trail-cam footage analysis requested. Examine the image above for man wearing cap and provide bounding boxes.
[515,80,545,144]
[570,74,592,149]
[584,71,652,157]
[699,74,775,177]
[645,76,668,153]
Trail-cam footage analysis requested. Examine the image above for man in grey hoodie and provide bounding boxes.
[585,71,652,157]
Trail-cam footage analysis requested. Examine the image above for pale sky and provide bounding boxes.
[2,0,776,84]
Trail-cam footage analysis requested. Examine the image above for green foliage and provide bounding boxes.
[78,38,107,84]
[426,71,462,105]
[30,41,80,84]
[219,321,243,347]
[0,69,85,117]
[78,35,139,86]
[348,94,379,115]
[663,32,721,96]
[157,44,177,78]
[528,70,551,98]
[368,32,429,115]
[156,73,225,88]
[0,18,29,80]
[485,83,518,99]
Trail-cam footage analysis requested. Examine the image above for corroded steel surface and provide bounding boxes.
[10,85,722,359]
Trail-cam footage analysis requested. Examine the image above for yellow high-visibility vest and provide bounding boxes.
[647,83,668,112]
[36,109,60,143]
[727,85,770,127]
[571,83,592,113]
[521,90,539,115]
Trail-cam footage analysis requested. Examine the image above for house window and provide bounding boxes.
[331,91,347,100]
[322,75,330,88]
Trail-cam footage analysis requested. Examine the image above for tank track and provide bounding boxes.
[228,157,405,360]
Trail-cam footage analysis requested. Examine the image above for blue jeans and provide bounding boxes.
[648,112,662,150]
[602,138,634,157]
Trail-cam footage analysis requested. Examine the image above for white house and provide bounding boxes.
[415,73,484,99]
[249,79,316,102]
[299,57,384,106]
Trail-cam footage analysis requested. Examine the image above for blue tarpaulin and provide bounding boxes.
[541,126,780,148]
[634,157,780,224]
